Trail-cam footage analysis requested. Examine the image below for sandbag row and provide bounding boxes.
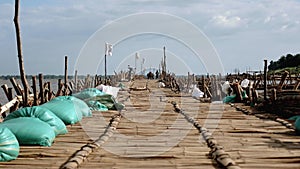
[0,96,92,162]
[72,87,124,111]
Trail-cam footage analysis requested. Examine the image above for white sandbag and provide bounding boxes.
[241,79,250,88]
[96,84,120,98]
[192,86,204,99]
[158,82,165,88]
[221,81,231,95]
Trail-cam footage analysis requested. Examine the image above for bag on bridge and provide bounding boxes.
[0,117,55,146]
[86,94,124,110]
[72,88,105,100]
[4,106,67,136]
[0,126,19,162]
[288,115,300,132]
[52,96,92,117]
[40,96,91,125]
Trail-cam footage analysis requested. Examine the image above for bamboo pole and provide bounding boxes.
[94,74,98,87]
[0,97,19,116]
[13,0,29,106]
[271,88,277,102]
[294,79,300,90]
[64,56,68,95]
[7,88,13,102]
[32,76,38,106]
[186,72,190,93]
[74,70,78,92]
[1,84,11,101]
[56,79,63,97]
[47,82,52,101]
[9,78,22,96]
[201,76,206,98]
[277,71,289,91]
[263,60,267,101]
[8,88,19,112]
[38,73,44,104]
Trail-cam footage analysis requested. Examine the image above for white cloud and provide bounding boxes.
[210,15,243,28]
[1,0,300,74]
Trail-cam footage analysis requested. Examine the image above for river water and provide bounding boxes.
[0,78,60,105]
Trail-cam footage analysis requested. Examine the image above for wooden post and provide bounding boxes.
[94,74,97,87]
[38,73,44,104]
[9,78,22,96]
[47,82,52,101]
[233,83,243,102]
[104,54,107,85]
[294,79,300,90]
[163,46,166,73]
[64,56,68,95]
[13,0,29,106]
[187,72,190,93]
[205,85,212,98]
[0,103,3,119]
[271,88,277,103]
[74,70,78,92]
[32,76,38,106]
[7,88,13,102]
[8,88,19,112]
[202,76,206,98]
[277,71,289,91]
[1,84,11,101]
[248,81,253,105]
[263,60,267,101]
[56,79,63,97]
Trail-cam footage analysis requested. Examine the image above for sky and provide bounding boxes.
[0,0,300,75]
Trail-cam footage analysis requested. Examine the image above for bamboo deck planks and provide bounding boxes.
[1,79,299,168]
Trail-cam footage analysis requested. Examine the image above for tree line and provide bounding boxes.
[268,53,300,70]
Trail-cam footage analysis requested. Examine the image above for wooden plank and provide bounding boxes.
[0,97,19,115]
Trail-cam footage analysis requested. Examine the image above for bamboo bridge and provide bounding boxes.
[1,79,299,169]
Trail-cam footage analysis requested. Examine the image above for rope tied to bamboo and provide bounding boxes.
[170,101,240,169]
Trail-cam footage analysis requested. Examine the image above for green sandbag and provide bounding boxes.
[0,126,19,162]
[288,116,300,131]
[40,96,83,125]
[223,95,236,103]
[72,88,105,100]
[52,96,92,117]
[86,100,108,111]
[86,94,124,110]
[4,106,67,136]
[0,117,55,146]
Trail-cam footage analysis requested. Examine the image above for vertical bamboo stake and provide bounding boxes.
[277,71,289,91]
[47,82,52,101]
[94,74,98,87]
[263,60,267,101]
[64,56,68,95]
[39,74,44,104]
[32,76,38,106]
[13,0,29,106]
[187,72,190,93]
[9,78,22,96]
[1,84,11,101]
[74,70,78,92]
[8,88,19,112]
[271,88,277,102]
[202,76,206,98]
[56,79,63,97]
[294,79,300,90]
[7,88,13,101]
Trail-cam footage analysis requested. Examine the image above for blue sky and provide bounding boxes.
[0,0,299,75]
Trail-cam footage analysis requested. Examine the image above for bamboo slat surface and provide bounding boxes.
[0,111,118,169]
[1,79,299,169]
